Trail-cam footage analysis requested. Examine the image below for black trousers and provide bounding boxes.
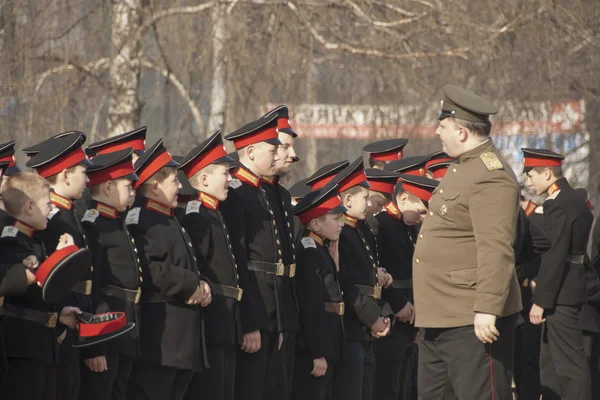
[513,318,542,400]
[56,330,80,400]
[582,331,600,400]
[418,313,517,400]
[79,349,135,400]
[291,347,337,400]
[234,330,295,400]
[0,358,56,400]
[374,324,415,400]
[333,340,376,400]
[130,363,193,400]
[540,305,591,400]
[184,345,237,400]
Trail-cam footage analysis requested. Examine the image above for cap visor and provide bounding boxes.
[81,158,94,168]
[215,155,235,165]
[166,159,180,167]
[359,181,371,189]
[6,165,22,176]
[73,322,136,348]
[123,172,139,182]
[265,138,283,146]
[329,204,348,215]
[281,128,298,138]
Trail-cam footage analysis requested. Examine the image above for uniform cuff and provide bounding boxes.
[473,292,506,316]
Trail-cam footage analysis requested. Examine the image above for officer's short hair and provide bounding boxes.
[450,117,492,137]
[2,172,50,216]
[531,166,563,178]
[137,166,178,197]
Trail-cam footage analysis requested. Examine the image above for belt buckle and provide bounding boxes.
[46,312,58,328]
[276,263,285,276]
[134,288,142,304]
[236,288,244,301]
[85,280,93,295]
[374,284,382,300]
[338,302,345,316]
[289,263,296,278]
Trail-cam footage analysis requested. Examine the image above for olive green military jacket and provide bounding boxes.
[413,139,522,328]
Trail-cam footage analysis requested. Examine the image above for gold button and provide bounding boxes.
[429,211,433,216]
[439,189,444,194]
[415,259,420,264]
[452,168,457,173]
[139,267,143,272]
[419,234,423,239]
[140,277,144,282]
[285,211,288,216]
[188,242,193,247]
[181,228,186,233]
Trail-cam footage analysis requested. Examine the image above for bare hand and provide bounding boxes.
[529,303,545,325]
[530,279,537,295]
[186,283,207,306]
[240,330,261,353]
[395,302,414,323]
[26,269,38,286]
[328,240,340,271]
[474,313,499,344]
[370,317,391,338]
[56,234,75,251]
[84,356,108,372]
[311,357,328,377]
[377,268,393,288]
[199,281,212,307]
[22,255,39,270]
[59,306,82,330]
[403,210,424,226]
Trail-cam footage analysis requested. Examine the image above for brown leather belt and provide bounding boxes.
[355,284,382,300]
[566,254,585,264]
[71,280,92,295]
[2,304,58,328]
[324,302,345,316]
[102,285,142,304]
[248,261,296,278]
[212,284,243,301]
[391,279,413,290]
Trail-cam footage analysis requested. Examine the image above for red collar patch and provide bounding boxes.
[145,199,173,217]
[199,192,219,210]
[384,201,403,221]
[50,192,73,211]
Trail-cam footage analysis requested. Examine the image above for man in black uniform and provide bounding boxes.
[79,148,141,400]
[221,115,300,400]
[126,139,211,400]
[523,148,592,400]
[178,131,243,400]
[26,131,93,400]
[363,139,408,169]
[291,182,346,400]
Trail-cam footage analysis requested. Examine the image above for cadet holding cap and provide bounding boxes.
[413,85,521,400]
[363,138,409,169]
[522,148,593,399]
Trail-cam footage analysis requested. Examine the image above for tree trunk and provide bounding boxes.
[585,96,600,216]
[207,2,227,136]
[107,0,141,137]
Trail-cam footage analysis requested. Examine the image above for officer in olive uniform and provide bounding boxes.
[413,85,521,400]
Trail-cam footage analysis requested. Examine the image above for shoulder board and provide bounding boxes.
[301,237,317,249]
[48,206,60,220]
[1,226,18,238]
[229,178,242,189]
[81,209,100,224]
[186,200,202,215]
[480,152,503,171]
[125,207,141,225]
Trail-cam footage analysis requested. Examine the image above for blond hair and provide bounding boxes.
[2,172,50,216]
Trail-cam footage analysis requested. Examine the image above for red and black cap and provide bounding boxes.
[73,311,135,348]
[293,180,346,225]
[363,139,409,163]
[179,130,234,179]
[86,148,138,187]
[305,160,349,190]
[224,115,282,150]
[25,132,92,178]
[384,155,431,177]
[289,178,311,201]
[438,85,499,122]
[425,150,453,169]
[22,131,85,159]
[0,161,10,178]
[365,168,401,194]
[0,141,21,176]
[261,105,297,138]
[521,148,564,173]
[291,156,300,163]
[332,157,370,193]
[172,156,198,203]
[427,161,452,179]
[133,139,179,189]
[85,126,147,158]
[35,245,92,303]
[397,174,439,205]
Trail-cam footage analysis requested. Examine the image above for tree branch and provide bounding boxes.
[344,0,428,27]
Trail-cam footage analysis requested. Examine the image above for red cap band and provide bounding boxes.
[35,148,87,178]
[87,160,136,187]
[371,149,404,162]
[523,157,562,168]
[0,155,16,167]
[134,152,173,189]
[35,245,79,285]
[403,182,433,202]
[298,195,343,225]
[339,170,368,193]
[183,145,228,178]
[425,157,453,169]
[233,127,279,149]
[398,168,425,179]
[432,168,448,179]
[368,180,395,194]
[310,175,336,190]
[78,312,127,337]
[278,118,292,130]
[96,139,145,155]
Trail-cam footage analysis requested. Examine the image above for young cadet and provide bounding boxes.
[522,148,592,400]
[0,172,82,399]
[332,157,393,400]
[125,139,211,400]
[79,148,141,400]
[26,131,93,400]
[306,160,350,191]
[220,115,300,400]
[373,174,439,400]
[177,131,242,400]
[291,182,346,400]
[362,139,409,169]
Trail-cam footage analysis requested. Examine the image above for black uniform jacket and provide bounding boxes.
[0,209,30,297]
[295,230,344,362]
[125,195,204,371]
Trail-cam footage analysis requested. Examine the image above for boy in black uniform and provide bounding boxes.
[79,148,141,400]
[291,182,346,400]
[126,139,211,400]
[332,157,394,400]
[221,115,300,400]
[178,131,242,400]
[0,172,81,399]
[523,148,593,400]
[26,131,93,400]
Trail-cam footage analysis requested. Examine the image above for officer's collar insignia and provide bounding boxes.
[96,202,118,219]
[234,166,260,188]
[308,231,325,246]
[384,201,403,222]
[547,182,560,196]
[145,199,173,217]
[342,214,358,228]
[480,152,503,171]
[50,191,73,211]
[524,200,537,217]
[14,220,34,237]
[199,192,219,210]
[262,175,276,185]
